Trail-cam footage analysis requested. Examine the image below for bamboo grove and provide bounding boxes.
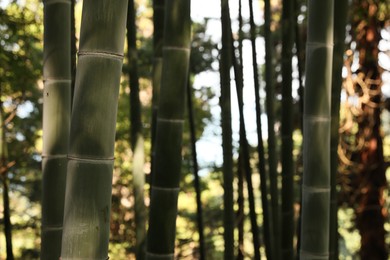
[0,0,389,258]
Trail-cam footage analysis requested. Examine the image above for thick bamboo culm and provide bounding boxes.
[299,0,334,259]
[146,0,191,259]
[41,0,71,258]
[60,0,129,258]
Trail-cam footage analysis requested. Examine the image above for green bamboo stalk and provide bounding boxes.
[186,80,205,260]
[264,1,280,258]
[294,0,305,125]
[70,0,76,105]
[220,0,235,258]
[127,0,147,258]
[60,0,128,258]
[281,0,294,258]
[329,1,348,258]
[237,2,245,258]
[231,39,261,260]
[41,0,71,258]
[248,0,274,258]
[299,0,334,259]
[150,0,165,178]
[145,0,191,259]
[0,99,14,260]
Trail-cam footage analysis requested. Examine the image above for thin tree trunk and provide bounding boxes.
[145,0,191,258]
[220,0,235,259]
[186,80,205,260]
[127,0,146,258]
[294,0,304,255]
[248,0,274,258]
[150,0,165,181]
[41,0,71,258]
[0,100,13,260]
[294,0,305,126]
[281,0,294,258]
[237,2,244,259]
[60,0,129,258]
[237,153,244,260]
[70,0,76,105]
[263,1,280,258]
[329,0,348,258]
[299,0,334,259]
[2,174,13,260]
[231,31,261,260]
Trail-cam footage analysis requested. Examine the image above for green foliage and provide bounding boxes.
[0,1,43,258]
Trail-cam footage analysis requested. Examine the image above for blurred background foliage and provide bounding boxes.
[0,0,389,259]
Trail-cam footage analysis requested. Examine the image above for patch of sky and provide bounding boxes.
[17,100,34,118]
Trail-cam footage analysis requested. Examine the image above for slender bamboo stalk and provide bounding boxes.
[150,0,165,179]
[127,0,146,258]
[294,0,304,125]
[2,175,13,260]
[264,1,280,258]
[294,0,304,255]
[248,0,274,258]
[70,0,76,105]
[41,0,71,258]
[281,0,294,258]
[220,0,235,258]
[329,1,348,258]
[0,100,14,260]
[230,30,261,260]
[237,153,245,260]
[145,0,191,258]
[186,80,205,260]
[237,2,245,259]
[299,0,334,259]
[60,0,128,258]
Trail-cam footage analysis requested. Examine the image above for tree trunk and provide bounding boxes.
[127,1,147,258]
[0,101,14,260]
[237,153,244,260]
[150,0,165,181]
[2,174,13,260]
[220,0,235,258]
[231,29,261,260]
[248,0,274,258]
[186,80,205,260]
[299,0,334,259]
[329,0,348,258]
[350,1,388,258]
[281,0,294,258]
[70,0,77,105]
[145,0,191,258]
[263,1,280,257]
[41,0,71,258]
[60,0,128,258]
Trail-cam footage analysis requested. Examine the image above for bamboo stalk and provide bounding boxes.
[263,1,280,258]
[186,80,205,260]
[281,0,295,258]
[41,0,71,258]
[220,0,235,258]
[248,0,274,258]
[329,0,348,258]
[60,0,129,258]
[145,0,191,258]
[231,37,261,260]
[127,0,147,258]
[299,0,334,259]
